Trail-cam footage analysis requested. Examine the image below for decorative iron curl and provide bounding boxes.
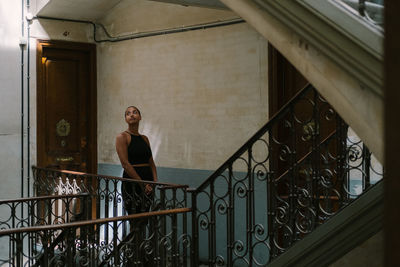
[232,240,247,257]
[295,208,316,234]
[159,235,173,251]
[199,213,210,231]
[215,199,228,215]
[178,233,192,249]
[215,255,226,266]
[234,181,248,198]
[274,205,290,225]
[254,224,267,241]
[253,163,269,182]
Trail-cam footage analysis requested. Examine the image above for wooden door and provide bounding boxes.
[268,44,309,180]
[37,40,97,174]
[268,44,340,178]
[268,45,343,252]
[268,44,308,116]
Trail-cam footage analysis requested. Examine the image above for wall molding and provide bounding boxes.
[253,0,383,97]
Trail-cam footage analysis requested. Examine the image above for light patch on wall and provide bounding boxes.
[0,1,21,49]
[141,121,162,160]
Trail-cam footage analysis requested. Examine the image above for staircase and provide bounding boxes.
[1,1,385,265]
[189,84,383,266]
[0,84,383,266]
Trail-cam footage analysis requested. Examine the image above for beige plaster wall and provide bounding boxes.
[97,0,269,171]
[0,0,23,200]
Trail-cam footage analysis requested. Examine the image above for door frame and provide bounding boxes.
[268,43,308,118]
[36,39,97,173]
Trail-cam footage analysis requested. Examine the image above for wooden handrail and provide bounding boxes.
[0,207,191,235]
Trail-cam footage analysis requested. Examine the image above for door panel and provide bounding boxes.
[268,45,344,251]
[268,44,337,174]
[37,40,96,174]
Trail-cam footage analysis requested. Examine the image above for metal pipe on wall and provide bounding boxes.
[33,16,245,43]
[20,0,25,199]
[27,0,31,198]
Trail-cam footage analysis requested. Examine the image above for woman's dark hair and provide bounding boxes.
[125,106,141,117]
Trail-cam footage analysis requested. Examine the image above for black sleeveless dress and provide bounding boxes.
[122,134,153,215]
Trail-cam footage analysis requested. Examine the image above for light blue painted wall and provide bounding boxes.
[98,163,270,265]
[98,162,377,265]
[98,163,214,188]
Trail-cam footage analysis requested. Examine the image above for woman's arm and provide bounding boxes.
[115,133,142,180]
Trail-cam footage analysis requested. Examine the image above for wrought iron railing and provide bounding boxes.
[25,84,384,266]
[0,208,190,267]
[31,167,190,265]
[335,0,384,27]
[190,84,383,266]
[32,167,188,218]
[0,194,90,230]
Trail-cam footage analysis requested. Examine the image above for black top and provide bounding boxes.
[126,134,152,165]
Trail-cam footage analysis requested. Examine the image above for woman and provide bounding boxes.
[116,106,158,215]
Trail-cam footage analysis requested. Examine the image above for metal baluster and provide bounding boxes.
[359,0,366,17]
[267,129,274,262]
[337,118,348,206]
[190,190,198,267]
[288,104,297,248]
[209,180,215,266]
[172,188,178,266]
[248,148,254,266]
[16,233,22,267]
[227,164,233,266]
[311,89,321,228]
[159,188,166,267]
[113,180,120,266]
[182,188,188,267]
[104,179,109,248]
[363,147,371,191]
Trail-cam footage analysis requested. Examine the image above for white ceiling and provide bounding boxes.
[36,0,227,21]
[148,0,226,9]
[37,0,123,21]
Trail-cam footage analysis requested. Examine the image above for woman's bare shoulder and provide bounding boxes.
[116,131,129,142]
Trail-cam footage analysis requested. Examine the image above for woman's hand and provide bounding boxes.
[145,184,153,195]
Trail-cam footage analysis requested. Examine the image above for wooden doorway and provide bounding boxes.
[268,44,344,252]
[37,40,97,174]
[268,44,338,168]
[268,44,308,116]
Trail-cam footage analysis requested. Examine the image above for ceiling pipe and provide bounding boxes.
[20,0,25,200]
[26,0,31,198]
[33,15,244,43]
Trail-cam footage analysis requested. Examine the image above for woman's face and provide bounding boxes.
[125,107,141,124]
